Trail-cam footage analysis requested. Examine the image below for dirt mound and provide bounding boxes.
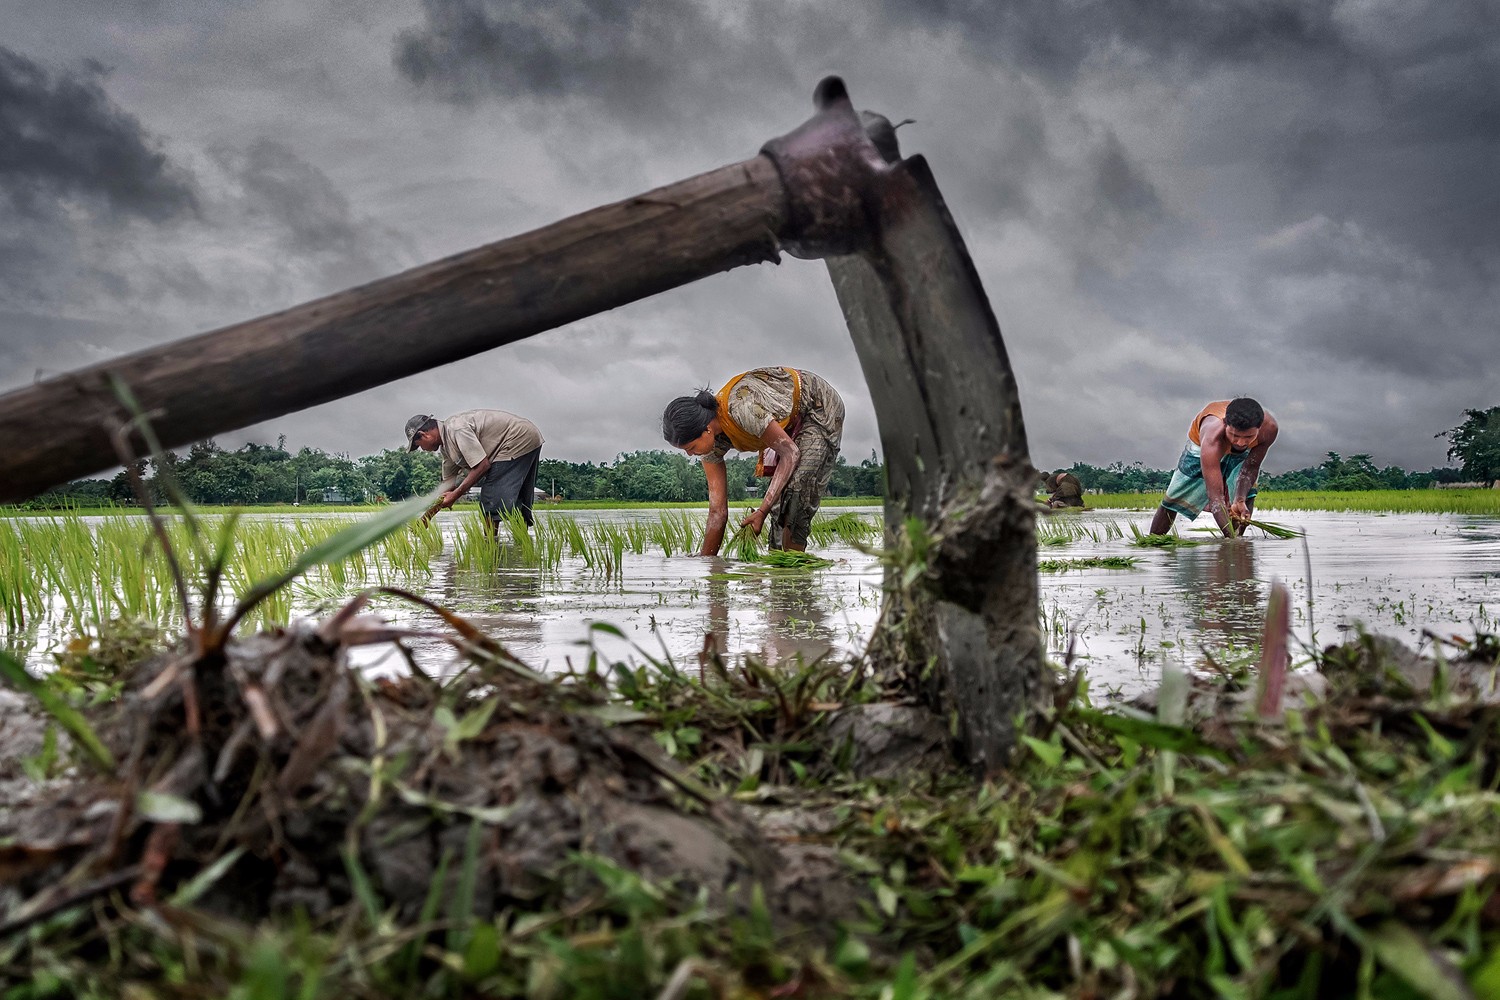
[0,622,781,930]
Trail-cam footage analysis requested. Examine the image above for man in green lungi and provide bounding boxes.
[1150,398,1279,537]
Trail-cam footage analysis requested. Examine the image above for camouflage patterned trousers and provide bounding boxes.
[766,371,845,549]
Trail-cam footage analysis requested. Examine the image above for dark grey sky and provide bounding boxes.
[2,0,1495,474]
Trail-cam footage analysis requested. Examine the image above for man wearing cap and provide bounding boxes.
[404,409,544,535]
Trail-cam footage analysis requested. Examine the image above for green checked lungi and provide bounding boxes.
[1160,440,1256,520]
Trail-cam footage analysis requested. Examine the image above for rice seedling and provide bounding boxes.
[1,506,450,661]
[559,516,591,560]
[451,513,516,573]
[1191,516,1302,540]
[1263,488,1500,514]
[1129,524,1208,548]
[756,551,835,569]
[1086,488,1500,515]
[0,521,39,631]
[1036,516,1129,547]
[647,511,703,557]
[806,511,881,547]
[377,518,444,579]
[725,521,761,562]
[1037,556,1139,572]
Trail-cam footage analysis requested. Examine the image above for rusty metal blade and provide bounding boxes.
[774,84,1042,772]
[826,154,1029,518]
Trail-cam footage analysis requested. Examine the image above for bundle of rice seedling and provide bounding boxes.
[723,522,760,562]
[1129,524,1206,548]
[757,550,833,569]
[1188,517,1303,540]
[1037,556,1139,572]
[1237,517,1302,539]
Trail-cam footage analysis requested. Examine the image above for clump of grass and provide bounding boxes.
[757,551,834,569]
[1129,524,1208,548]
[1037,555,1138,572]
[1187,517,1303,540]
[1037,517,1128,547]
[1236,516,1302,539]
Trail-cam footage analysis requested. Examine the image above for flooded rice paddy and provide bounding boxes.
[4,506,1497,697]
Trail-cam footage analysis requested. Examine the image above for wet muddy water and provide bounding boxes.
[359,508,886,678]
[360,507,1499,697]
[1036,508,1499,696]
[13,507,1498,698]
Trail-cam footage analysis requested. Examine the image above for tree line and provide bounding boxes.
[1055,454,1470,495]
[19,406,1498,508]
[21,441,887,508]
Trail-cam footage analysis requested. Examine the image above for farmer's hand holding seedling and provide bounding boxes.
[420,491,461,526]
[740,506,768,536]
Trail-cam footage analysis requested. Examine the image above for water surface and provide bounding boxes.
[12,507,1497,698]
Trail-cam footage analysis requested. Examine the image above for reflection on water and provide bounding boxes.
[1174,540,1263,648]
[700,567,838,667]
[1040,508,1500,696]
[703,568,731,662]
[15,507,1500,701]
[440,565,546,652]
[758,572,836,666]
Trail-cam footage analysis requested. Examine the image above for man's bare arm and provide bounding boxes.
[433,458,491,517]
[1198,417,1234,531]
[1233,414,1278,506]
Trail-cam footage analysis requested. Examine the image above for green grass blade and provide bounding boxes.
[228,491,438,627]
[167,846,246,907]
[0,649,115,772]
[1072,706,1228,761]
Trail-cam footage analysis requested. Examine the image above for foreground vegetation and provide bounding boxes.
[3,612,1498,997]
[3,474,1500,997]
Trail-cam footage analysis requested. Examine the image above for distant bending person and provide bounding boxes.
[405,409,544,535]
[662,366,845,555]
[1043,470,1085,508]
[1150,398,1278,537]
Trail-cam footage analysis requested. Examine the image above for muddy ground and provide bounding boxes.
[0,619,931,943]
[3,614,1500,996]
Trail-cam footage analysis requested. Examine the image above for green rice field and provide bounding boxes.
[6,496,1499,693]
[0,508,885,669]
[1078,488,1500,514]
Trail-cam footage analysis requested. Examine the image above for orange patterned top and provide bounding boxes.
[1188,401,1236,447]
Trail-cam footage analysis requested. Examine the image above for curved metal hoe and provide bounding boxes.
[0,77,1043,771]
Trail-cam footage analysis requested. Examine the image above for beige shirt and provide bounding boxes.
[437,409,543,490]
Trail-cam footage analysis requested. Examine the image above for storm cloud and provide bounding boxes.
[393,0,799,129]
[0,45,199,223]
[1,0,1496,474]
